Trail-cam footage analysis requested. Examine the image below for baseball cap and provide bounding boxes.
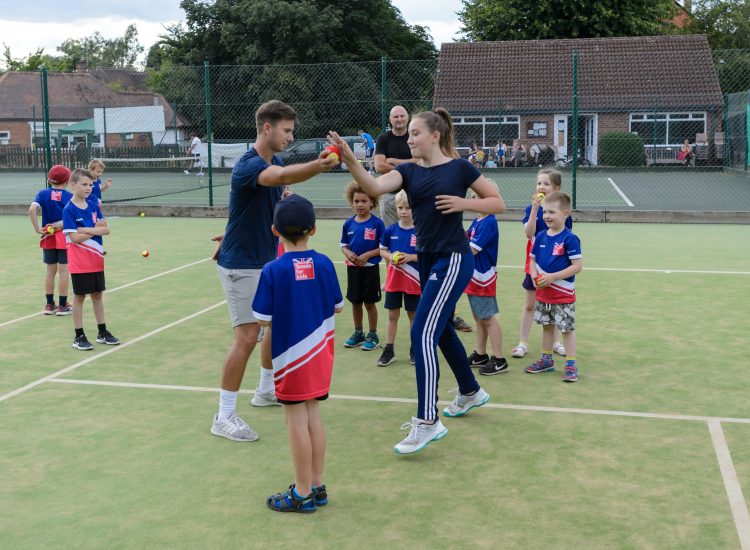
[47,165,71,185]
[273,195,315,237]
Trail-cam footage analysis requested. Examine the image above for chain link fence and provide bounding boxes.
[1,52,748,212]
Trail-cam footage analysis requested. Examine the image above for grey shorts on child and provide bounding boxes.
[467,294,499,320]
[217,265,262,327]
[534,301,576,332]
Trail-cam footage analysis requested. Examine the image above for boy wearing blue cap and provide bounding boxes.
[253,195,344,514]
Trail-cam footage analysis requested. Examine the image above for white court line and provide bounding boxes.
[608,177,635,207]
[43,378,750,425]
[332,261,750,276]
[0,301,226,404]
[0,257,212,329]
[708,421,750,549]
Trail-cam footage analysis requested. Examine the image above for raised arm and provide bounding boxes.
[258,155,337,187]
[328,131,403,198]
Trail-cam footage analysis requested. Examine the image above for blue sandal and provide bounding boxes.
[266,484,317,513]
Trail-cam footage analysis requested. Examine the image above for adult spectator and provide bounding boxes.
[374,105,413,227]
[210,100,336,442]
[509,140,526,167]
[679,138,694,166]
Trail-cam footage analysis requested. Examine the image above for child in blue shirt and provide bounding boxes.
[340,182,385,352]
[253,195,343,513]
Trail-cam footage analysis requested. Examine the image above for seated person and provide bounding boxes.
[679,138,693,166]
[484,153,497,168]
[495,142,507,167]
[509,140,526,167]
[528,142,541,165]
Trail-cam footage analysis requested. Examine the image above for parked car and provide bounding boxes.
[278,136,365,171]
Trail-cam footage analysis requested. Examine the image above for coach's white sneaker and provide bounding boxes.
[443,388,490,417]
[211,414,259,442]
[393,417,448,455]
[251,388,281,407]
[553,342,566,356]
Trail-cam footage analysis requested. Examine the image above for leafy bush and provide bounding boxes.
[599,131,645,166]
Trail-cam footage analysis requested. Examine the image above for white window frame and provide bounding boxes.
[629,112,706,146]
[453,115,521,147]
[0,130,9,145]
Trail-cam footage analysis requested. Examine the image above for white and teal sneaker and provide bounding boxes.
[442,388,490,417]
[343,330,365,348]
[361,331,380,351]
[394,417,448,455]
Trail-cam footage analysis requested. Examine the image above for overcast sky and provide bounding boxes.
[0,0,463,67]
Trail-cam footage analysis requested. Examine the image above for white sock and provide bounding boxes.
[258,368,275,393]
[218,389,238,420]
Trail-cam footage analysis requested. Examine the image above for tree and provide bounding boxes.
[159,0,437,65]
[457,0,679,42]
[2,45,67,72]
[58,24,144,69]
[687,0,750,49]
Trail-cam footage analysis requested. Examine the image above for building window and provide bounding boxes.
[0,131,9,145]
[454,116,520,148]
[630,112,706,145]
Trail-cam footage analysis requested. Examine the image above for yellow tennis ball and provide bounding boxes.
[140,212,145,217]
[391,252,403,263]
[533,192,545,201]
[142,250,150,257]
[47,226,55,234]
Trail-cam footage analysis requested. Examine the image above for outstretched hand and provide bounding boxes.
[327,131,357,166]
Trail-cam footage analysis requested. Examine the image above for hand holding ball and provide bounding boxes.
[391,252,404,264]
[47,225,55,234]
[533,193,545,202]
[322,145,340,163]
[535,274,547,287]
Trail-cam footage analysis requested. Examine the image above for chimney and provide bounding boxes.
[75,60,88,73]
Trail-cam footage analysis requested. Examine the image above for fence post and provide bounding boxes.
[40,68,52,185]
[381,56,387,132]
[571,50,579,209]
[651,96,659,161]
[32,105,38,169]
[103,104,108,157]
[746,90,750,170]
[172,101,179,158]
[722,93,729,168]
[204,61,213,207]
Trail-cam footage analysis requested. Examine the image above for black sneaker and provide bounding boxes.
[468,350,490,367]
[72,335,94,351]
[377,347,395,366]
[480,356,510,376]
[96,331,120,345]
[313,484,328,506]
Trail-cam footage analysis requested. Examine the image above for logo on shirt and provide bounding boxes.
[51,190,62,201]
[553,242,565,256]
[364,228,376,241]
[293,258,315,281]
[410,234,417,247]
[92,212,98,224]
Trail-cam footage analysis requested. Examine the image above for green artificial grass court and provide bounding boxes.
[1,215,750,548]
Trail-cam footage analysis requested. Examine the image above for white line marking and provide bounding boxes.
[708,420,750,549]
[0,301,226,404]
[608,177,635,207]
[0,257,212,329]
[333,261,750,276]
[43,379,750,425]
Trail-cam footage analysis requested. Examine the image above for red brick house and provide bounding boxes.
[433,35,723,165]
[0,71,188,149]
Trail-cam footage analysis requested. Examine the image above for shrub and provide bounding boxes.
[599,131,645,166]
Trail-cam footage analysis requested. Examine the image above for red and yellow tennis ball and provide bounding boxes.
[535,275,547,287]
[533,192,545,202]
[46,225,55,234]
[322,145,340,163]
[391,251,404,264]
[142,250,150,258]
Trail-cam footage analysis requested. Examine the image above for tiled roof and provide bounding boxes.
[0,71,187,126]
[90,68,149,92]
[434,35,723,113]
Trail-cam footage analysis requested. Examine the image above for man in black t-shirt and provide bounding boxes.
[374,105,413,227]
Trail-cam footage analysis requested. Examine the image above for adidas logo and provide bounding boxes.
[429,273,438,280]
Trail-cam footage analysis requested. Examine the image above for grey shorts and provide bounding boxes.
[467,294,499,320]
[217,265,262,328]
[379,192,398,228]
[534,301,576,332]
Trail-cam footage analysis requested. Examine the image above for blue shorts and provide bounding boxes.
[467,294,499,320]
[384,291,420,312]
[43,249,68,265]
[522,273,535,291]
